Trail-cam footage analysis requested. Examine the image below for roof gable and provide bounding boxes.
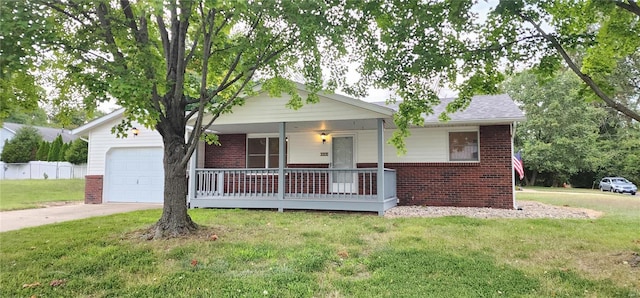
[207,88,394,126]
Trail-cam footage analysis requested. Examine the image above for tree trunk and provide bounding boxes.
[151,129,198,239]
[527,170,538,186]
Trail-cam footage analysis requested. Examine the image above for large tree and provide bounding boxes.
[337,0,640,153]
[505,71,605,186]
[484,0,640,121]
[10,0,402,238]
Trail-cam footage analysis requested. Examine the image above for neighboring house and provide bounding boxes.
[72,84,525,214]
[0,122,78,159]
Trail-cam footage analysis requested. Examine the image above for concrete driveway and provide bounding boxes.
[0,203,162,233]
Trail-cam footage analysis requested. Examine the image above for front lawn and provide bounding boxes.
[0,192,638,297]
[0,179,85,211]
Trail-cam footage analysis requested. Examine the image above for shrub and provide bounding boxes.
[35,141,50,161]
[65,138,88,164]
[47,135,63,161]
[0,126,43,163]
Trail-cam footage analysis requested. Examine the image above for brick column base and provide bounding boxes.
[85,175,104,204]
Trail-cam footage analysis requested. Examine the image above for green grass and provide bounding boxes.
[523,186,605,193]
[1,192,639,297]
[0,179,85,211]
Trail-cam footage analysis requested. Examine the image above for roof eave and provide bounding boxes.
[71,109,125,136]
[421,117,527,127]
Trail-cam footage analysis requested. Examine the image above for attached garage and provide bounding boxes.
[104,147,164,203]
[72,109,167,204]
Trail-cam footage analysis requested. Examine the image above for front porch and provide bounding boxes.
[184,87,402,214]
[189,167,397,215]
[186,114,398,215]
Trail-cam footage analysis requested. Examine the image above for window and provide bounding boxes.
[449,131,479,161]
[247,137,287,168]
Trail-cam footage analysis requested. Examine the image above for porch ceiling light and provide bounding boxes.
[321,132,327,144]
[132,127,139,137]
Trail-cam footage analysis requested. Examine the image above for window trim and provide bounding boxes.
[447,130,480,162]
[246,135,288,168]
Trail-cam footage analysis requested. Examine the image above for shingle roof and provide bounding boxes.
[372,94,525,125]
[3,122,79,143]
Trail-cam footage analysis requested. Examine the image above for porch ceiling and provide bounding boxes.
[208,118,392,134]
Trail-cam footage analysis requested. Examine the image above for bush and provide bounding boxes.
[0,126,43,163]
[47,135,63,161]
[65,138,88,164]
[35,141,50,161]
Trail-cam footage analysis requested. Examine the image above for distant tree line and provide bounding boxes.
[1,127,87,164]
[506,67,639,188]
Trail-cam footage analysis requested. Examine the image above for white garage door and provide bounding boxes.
[105,148,164,203]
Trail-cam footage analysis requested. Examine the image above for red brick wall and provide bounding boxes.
[85,175,103,204]
[202,126,514,208]
[358,125,514,208]
[204,134,246,168]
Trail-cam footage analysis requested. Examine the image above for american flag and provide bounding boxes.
[513,151,524,180]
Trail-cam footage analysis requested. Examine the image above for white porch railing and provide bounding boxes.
[384,169,397,199]
[196,168,278,197]
[193,168,397,201]
[285,168,377,200]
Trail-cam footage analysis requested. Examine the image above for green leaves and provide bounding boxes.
[505,70,608,184]
[0,127,42,163]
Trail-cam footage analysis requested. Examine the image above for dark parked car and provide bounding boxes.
[599,177,637,195]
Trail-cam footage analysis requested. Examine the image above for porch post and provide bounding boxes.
[188,139,197,207]
[278,122,286,212]
[376,118,385,215]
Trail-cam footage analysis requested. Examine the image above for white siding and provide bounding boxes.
[287,132,331,164]
[86,118,163,175]
[358,128,450,163]
[285,126,478,164]
[213,92,389,125]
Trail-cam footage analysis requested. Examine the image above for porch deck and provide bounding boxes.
[188,168,397,215]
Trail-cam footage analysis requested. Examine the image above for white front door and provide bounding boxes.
[331,136,356,193]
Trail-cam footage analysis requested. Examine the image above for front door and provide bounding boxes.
[331,136,356,193]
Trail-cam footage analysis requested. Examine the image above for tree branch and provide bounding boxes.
[468,34,545,55]
[95,2,126,66]
[119,0,140,37]
[156,14,171,72]
[615,0,640,17]
[517,11,640,121]
[149,84,165,119]
[181,71,255,168]
[182,42,291,167]
[39,1,91,26]
[170,1,193,108]
[185,4,217,150]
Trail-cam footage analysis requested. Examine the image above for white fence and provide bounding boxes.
[0,161,87,180]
